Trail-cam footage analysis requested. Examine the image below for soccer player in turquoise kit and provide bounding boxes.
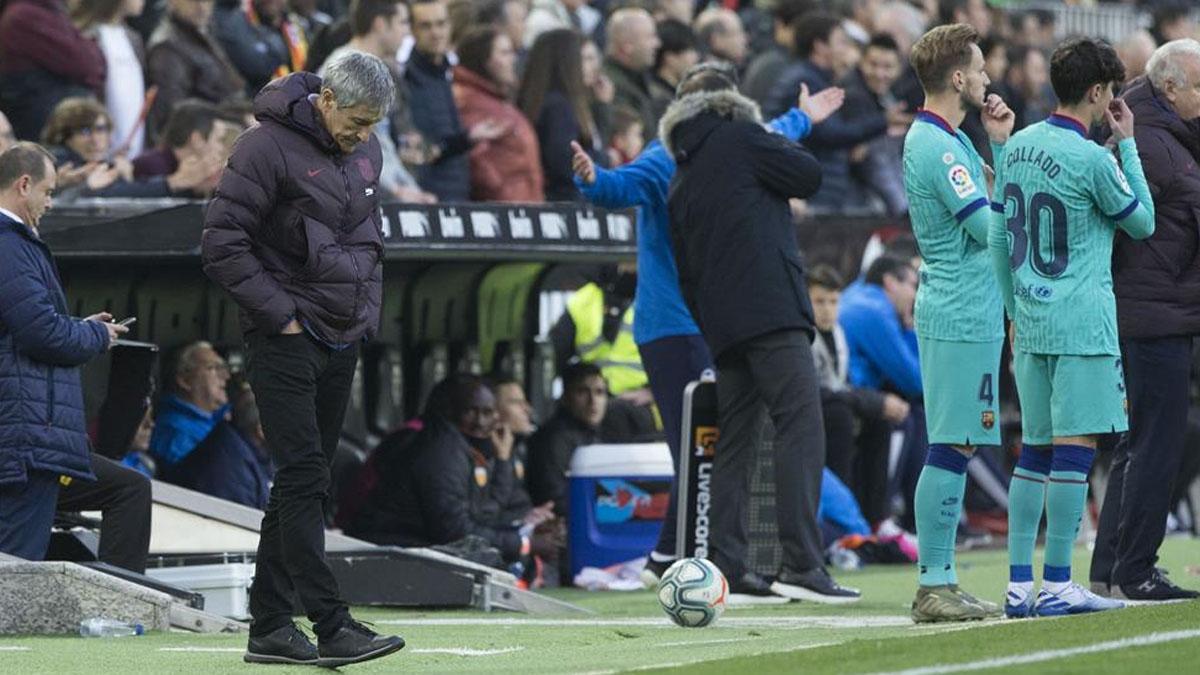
[989,38,1155,617]
[903,24,1014,623]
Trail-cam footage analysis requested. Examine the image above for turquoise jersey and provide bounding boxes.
[903,111,1004,342]
[988,114,1155,355]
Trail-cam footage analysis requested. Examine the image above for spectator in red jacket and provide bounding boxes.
[453,26,544,202]
[0,0,106,141]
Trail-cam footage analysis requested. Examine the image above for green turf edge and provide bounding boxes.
[641,601,1200,675]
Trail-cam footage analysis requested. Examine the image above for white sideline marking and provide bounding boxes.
[159,647,244,653]
[410,647,524,656]
[870,629,1200,675]
[375,615,911,629]
[0,646,31,651]
[582,641,841,675]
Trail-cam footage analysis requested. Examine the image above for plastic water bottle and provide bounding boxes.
[79,618,144,638]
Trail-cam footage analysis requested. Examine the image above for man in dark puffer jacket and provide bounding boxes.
[201,52,404,667]
[1090,40,1200,602]
[0,142,124,560]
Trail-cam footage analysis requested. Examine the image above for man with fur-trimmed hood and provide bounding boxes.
[661,63,861,605]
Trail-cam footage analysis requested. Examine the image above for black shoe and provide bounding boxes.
[772,567,861,605]
[1117,570,1200,601]
[728,571,789,605]
[317,619,406,668]
[244,624,319,665]
[640,557,674,588]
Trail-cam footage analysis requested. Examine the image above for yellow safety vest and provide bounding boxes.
[567,283,648,395]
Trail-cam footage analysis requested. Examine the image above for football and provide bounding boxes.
[656,557,728,628]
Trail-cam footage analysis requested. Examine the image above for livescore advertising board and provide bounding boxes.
[675,379,719,559]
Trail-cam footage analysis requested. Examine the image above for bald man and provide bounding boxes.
[605,7,662,140]
[694,7,748,67]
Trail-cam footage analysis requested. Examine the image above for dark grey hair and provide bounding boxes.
[1146,38,1200,92]
[321,49,396,116]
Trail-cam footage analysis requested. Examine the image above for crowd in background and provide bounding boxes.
[0,0,1196,213]
[4,0,1200,581]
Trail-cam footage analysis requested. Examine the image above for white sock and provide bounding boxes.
[649,551,677,563]
[1008,581,1034,599]
[1044,580,1070,594]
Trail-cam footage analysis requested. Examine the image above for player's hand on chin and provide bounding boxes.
[982,93,1015,144]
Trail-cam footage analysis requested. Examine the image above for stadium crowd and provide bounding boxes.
[1,0,1199,619]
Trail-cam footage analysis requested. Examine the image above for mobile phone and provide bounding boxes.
[117,316,137,327]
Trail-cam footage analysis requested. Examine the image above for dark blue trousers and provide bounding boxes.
[639,334,714,556]
[0,469,61,560]
[1091,336,1193,587]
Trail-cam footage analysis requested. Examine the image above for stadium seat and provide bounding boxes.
[131,270,208,350]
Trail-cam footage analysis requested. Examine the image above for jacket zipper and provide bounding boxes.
[339,160,364,346]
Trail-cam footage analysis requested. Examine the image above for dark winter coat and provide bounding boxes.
[767,60,886,212]
[404,49,472,202]
[1112,76,1200,340]
[212,1,294,96]
[451,66,544,202]
[0,213,109,486]
[145,14,246,141]
[605,58,659,141]
[533,90,608,202]
[0,0,105,140]
[163,421,273,510]
[201,72,384,345]
[346,416,524,561]
[662,88,822,360]
[525,407,600,516]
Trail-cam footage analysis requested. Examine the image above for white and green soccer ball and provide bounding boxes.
[656,557,728,628]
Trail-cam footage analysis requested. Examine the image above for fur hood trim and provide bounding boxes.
[659,88,763,157]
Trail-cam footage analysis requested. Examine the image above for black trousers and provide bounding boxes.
[710,329,825,578]
[822,395,858,487]
[639,334,714,557]
[1090,336,1193,587]
[247,332,358,638]
[57,453,152,574]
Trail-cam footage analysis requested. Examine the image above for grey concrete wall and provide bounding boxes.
[0,561,172,635]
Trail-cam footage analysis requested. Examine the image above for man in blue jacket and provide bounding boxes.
[838,255,922,399]
[570,61,844,585]
[0,142,125,560]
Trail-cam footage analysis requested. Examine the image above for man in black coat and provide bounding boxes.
[1089,40,1200,602]
[201,53,403,667]
[661,63,859,605]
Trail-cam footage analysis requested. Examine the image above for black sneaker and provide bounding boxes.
[1117,569,1200,602]
[728,571,790,605]
[317,619,406,668]
[640,557,674,588]
[772,567,861,605]
[244,624,319,665]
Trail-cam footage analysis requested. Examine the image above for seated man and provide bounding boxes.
[838,255,922,525]
[808,264,910,485]
[56,410,154,574]
[347,375,554,569]
[526,362,608,516]
[549,265,659,441]
[149,342,272,509]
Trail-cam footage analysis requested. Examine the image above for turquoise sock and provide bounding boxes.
[1043,445,1094,581]
[1008,445,1051,582]
[945,471,967,586]
[916,445,969,587]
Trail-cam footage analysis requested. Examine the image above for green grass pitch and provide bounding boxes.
[2,538,1197,673]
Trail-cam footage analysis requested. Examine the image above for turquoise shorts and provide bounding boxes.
[917,336,1003,446]
[1013,351,1128,445]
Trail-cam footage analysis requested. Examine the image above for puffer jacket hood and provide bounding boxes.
[659,88,762,159]
[254,72,340,155]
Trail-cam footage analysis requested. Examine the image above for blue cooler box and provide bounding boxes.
[568,443,674,577]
